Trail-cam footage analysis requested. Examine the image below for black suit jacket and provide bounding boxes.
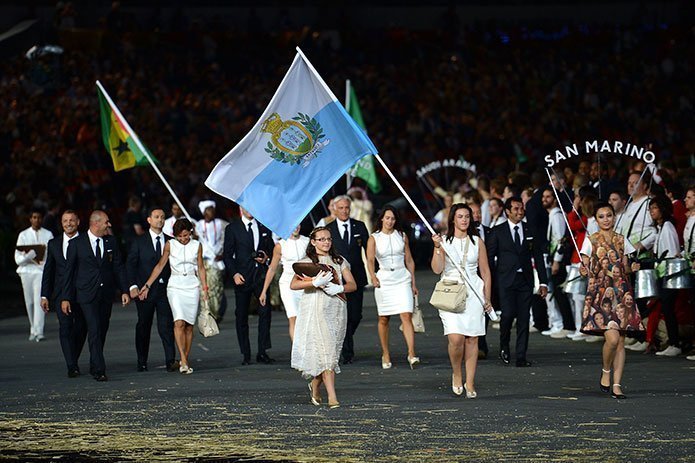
[223,219,275,289]
[524,188,549,245]
[126,232,171,300]
[486,221,548,290]
[327,219,369,288]
[41,234,70,302]
[62,233,128,304]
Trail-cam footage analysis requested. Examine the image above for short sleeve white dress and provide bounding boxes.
[167,238,201,324]
[438,236,486,337]
[372,231,414,316]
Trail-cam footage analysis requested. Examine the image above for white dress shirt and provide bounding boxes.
[62,232,79,259]
[619,195,656,250]
[547,207,567,263]
[240,216,259,251]
[149,229,165,254]
[336,218,351,244]
[87,230,104,258]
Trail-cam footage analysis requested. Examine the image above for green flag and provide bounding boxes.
[346,81,381,193]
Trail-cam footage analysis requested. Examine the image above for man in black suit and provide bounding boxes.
[40,210,87,378]
[524,172,551,333]
[327,195,369,364]
[486,197,548,367]
[61,210,130,381]
[224,207,275,365]
[126,207,177,373]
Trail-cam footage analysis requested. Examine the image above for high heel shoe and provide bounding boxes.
[451,375,463,396]
[611,384,627,400]
[179,364,193,375]
[463,384,477,399]
[381,357,392,369]
[308,383,321,406]
[599,368,611,393]
[407,356,420,370]
[328,401,340,409]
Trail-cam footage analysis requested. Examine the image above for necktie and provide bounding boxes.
[95,238,102,262]
[155,236,162,257]
[247,222,254,248]
[343,223,349,245]
[514,225,521,248]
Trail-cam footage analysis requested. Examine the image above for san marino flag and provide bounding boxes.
[205,48,378,238]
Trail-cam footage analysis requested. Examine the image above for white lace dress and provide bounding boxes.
[372,231,414,316]
[167,239,201,324]
[438,236,485,336]
[291,255,349,379]
[278,236,310,318]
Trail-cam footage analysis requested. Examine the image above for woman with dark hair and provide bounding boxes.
[290,227,357,409]
[579,202,642,399]
[488,197,506,227]
[140,218,207,375]
[647,195,682,357]
[431,204,493,398]
[366,206,419,370]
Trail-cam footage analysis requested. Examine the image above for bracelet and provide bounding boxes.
[144,283,150,289]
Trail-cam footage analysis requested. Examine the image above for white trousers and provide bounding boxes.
[571,292,586,334]
[20,273,45,337]
[546,292,564,331]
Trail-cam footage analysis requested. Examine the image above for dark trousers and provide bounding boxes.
[551,267,575,330]
[658,285,680,347]
[499,273,533,361]
[135,294,175,366]
[341,287,364,361]
[531,294,549,331]
[54,299,87,371]
[81,295,113,375]
[478,315,490,354]
[234,284,271,360]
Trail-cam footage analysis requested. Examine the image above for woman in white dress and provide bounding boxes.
[366,206,419,370]
[259,225,310,342]
[431,204,493,398]
[139,218,207,375]
[290,227,357,409]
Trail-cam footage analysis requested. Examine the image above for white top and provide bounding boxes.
[372,231,407,271]
[279,236,310,283]
[580,234,636,257]
[168,239,201,277]
[15,226,54,273]
[654,221,680,259]
[618,195,656,250]
[195,218,227,270]
[587,217,599,235]
[684,216,695,257]
[481,199,491,227]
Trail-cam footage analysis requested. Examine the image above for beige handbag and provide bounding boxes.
[197,300,219,337]
[400,295,426,333]
[429,237,470,313]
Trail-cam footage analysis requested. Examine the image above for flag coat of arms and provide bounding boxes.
[205,48,378,238]
[97,83,154,171]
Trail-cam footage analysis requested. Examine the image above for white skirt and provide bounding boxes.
[279,280,302,318]
[374,267,414,316]
[438,274,485,337]
[167,274,200,324]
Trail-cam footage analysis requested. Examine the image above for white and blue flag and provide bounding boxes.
[205,48,378,238]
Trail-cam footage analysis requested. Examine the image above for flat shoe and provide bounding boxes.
[328,401,340,409]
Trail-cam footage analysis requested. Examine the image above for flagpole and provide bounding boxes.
[345,79,353,191]
[96,80,193,221]
[373,154,488,307]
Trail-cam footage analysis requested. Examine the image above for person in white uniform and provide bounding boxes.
[259,225,310,342]
[139,218,207,375]
[683,186,695,361]
[431,204,493,398]
[15,208,54,341]
[366,206,420,370]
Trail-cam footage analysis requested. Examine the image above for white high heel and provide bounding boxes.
[407,356,420,369]
[452,375,463,396]
[464,383,477,399]
[381,357,392,369]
